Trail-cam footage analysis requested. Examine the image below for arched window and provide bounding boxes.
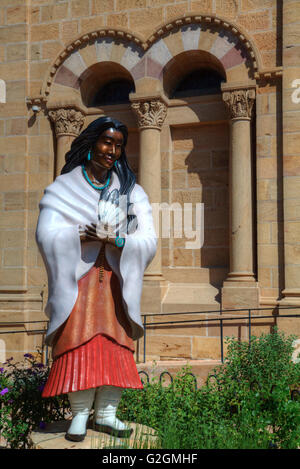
[91,78,135,106]
[79,62,135,108]
[163,50,226,99]
[171,68,225,99]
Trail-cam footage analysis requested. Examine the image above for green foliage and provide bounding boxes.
[118,328,300,449]
[1,328,300,449]
[0,353,69,449]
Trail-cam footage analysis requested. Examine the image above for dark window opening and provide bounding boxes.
[91,79,135,106]
[171,69,225,99]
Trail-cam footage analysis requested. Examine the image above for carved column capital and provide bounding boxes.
[48,107,85,137]
[131,98,168,130]
[222,88,256,120]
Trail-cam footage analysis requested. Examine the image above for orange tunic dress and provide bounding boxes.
[42,246,143,397]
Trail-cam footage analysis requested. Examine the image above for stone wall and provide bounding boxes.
[256,81,283,302]
[169,123,229,277]
[0,1,31,362]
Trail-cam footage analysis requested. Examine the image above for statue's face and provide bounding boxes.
[92,127,124,170]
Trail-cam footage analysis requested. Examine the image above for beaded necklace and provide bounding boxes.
[81,163,123,283]
[81,164,112,284]
[81,164,111,191]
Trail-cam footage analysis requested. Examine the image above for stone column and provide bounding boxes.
[49,108,85,177]
[131,95,168,315]
[280,0,300,305]
[131,96,168,279]
[221,86,259,310]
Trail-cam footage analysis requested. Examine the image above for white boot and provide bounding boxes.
[94,386,133,438]
[66,388,95,442]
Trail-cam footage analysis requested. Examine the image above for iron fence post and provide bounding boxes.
[136,338,140,364]
[248,308,251,347]
[220,318,224,363]
[143,314,147,363]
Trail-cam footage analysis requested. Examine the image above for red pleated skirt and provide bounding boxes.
[42,334,143,397]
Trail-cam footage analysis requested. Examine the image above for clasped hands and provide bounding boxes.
[79,221,116,245]
[79,202,127,248]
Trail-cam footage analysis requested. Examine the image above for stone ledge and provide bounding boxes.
[31,420,157,450]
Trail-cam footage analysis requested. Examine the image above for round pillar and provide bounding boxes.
[48,108,85,177]
[131,96,168,280]
[221,86,259,310]
[223,88,256,282]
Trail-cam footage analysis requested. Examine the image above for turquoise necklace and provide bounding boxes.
[81,164,111,191]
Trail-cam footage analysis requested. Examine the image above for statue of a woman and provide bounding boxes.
[36,116,157,442]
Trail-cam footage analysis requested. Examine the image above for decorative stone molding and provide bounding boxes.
[42,28,145,96]
[131,99,168,130]
[255,67,282,81]
[26,96,47,106]
[147,14,260,72]
[222,88,255,120]
[41,14,262,97]
[48,108,85,137]
[26,96,48,114]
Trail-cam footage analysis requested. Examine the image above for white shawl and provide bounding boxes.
[35,166,157,346]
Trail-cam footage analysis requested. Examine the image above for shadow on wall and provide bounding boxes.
[170,121,230,288]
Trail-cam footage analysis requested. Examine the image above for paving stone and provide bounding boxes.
[31,420,158,450]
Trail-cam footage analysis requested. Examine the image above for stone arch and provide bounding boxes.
[43,15,261,106]
[44,30,145,105]
[138,18,257,91]
[144,14,261,77]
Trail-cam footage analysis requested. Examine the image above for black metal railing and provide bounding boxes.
[0,320,49,364]
[136,305,300,364]
[1,305,300,365]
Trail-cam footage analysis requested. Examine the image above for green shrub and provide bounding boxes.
[1,328,299,449]
[0,353,69,448]
[118,328,300,449]
[212,328,300,449]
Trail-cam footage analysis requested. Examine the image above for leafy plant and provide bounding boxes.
[118,328,300,449]
[211,328,300,448]
[0,353,69,449]
[1,328,300,449]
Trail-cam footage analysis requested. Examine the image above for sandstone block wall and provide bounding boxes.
[256,82,283,301]
[162,123,229,279]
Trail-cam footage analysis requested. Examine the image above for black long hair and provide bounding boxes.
[61,116,136,201]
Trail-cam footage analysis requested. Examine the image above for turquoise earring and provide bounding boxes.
[87,150,91,161]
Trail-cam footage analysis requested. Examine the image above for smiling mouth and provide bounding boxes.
[104,155,114,164]
[93,156,114,167]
